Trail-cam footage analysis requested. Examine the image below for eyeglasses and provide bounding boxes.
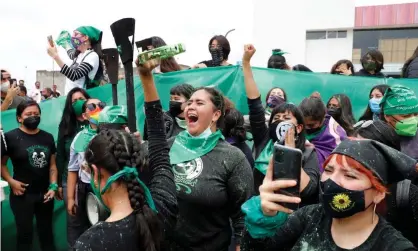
[87,102,106,111]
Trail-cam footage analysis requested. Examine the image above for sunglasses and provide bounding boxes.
[87,102,106,111]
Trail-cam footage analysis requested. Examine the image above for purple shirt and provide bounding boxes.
[400,133,418,161]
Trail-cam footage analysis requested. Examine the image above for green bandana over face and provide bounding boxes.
[381,85,418,116]
[73,126,97,153]
[254,140,274,174]
[98,105,128,124]
[169,130,224,165]
[73,100,87,117]
[76,26,102,43]
[394,116,418,137]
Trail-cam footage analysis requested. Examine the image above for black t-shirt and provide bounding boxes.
[242,204,416,251]
[199,60,233,67]
[4,128,56,193]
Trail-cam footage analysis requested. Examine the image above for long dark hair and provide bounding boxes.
[85,130,161,251]
[330,59,355,75]
[267,49,290,70]
[208,35,231,60]
[327,94,356,135]
[195,87,225,129]
[16,100,41,123]
[150,36,181,73]
[265,87,288,103]
[223,108,246,143]
[361,49,384,73]
[58,88,90,139]
[358,84,389,121]
[269,103,307,152]
[401,46,418,78]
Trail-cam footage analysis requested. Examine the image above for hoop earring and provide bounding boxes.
[372,203,376,223]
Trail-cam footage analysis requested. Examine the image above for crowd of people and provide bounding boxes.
[1,25,418,251]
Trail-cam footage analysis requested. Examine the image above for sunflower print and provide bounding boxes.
[331,193,352,211]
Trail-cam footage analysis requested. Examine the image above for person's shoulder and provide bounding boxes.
[376,218,416,250]
[4,128,20,137]
[215,140,249,167]
[74,224,105,250]
[38,130,55,140]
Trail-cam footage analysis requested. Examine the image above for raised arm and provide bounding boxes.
[137,59,178,232]
[242,45,268,147]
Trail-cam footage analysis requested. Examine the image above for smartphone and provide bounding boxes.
[273,143,302,211]
[47,35,54,47]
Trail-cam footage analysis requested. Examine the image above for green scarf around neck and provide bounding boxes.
[73,126,97,153]
[169,130,224,165]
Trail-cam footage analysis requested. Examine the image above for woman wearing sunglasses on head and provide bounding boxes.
[73,59,177,251]
[66,99,105,248]
[241,139,417,251]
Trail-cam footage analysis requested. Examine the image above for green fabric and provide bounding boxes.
[381,85,418,115]
[254,140,274,175]
[169,130,224,165]
[73,126,97,153]
[394,116,418,137]
[272,50,288,56]
[72,100,86,117]
[2,66,418,251]
[175,117,187,129]
[241,196,288,238]
[76,26,102,42]
[55,30,73,49]
[100,166,157,212]
[305,123,327,141]
[47,183,58,192]
[98,105,128,124]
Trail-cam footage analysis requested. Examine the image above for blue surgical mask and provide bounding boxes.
[369,98,382,114]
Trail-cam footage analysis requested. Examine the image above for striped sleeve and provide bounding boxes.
[67,49,76,60]
[60,62,93,82]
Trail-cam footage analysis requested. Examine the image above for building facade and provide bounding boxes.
[251,0,418,74]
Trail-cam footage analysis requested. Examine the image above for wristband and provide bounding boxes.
[48,183,58,192]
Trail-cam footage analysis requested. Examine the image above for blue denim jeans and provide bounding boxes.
[63,181,91,250]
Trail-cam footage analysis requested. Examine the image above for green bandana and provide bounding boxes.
[272,50,288,56]
[175,117,187,129]
[91,166,157,213]
[73,126,97,153]
[98,105,128,124]
[55,30,72,49]
[76,26,102,43]
[73,100,87,117]
[254,140,274,175]
[265,108,272,116]
[381,85,418,115]
[305,124,327,141]
[169,130,224,165]
[394,116,418,137]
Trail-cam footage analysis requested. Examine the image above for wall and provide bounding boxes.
[36,70,66,93]
[305,30,354,72]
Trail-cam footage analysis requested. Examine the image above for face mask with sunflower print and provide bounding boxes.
[320,179,374,219]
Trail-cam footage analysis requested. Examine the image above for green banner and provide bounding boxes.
[1,66,417,251]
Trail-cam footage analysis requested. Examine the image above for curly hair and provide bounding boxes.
[85,130,161,251]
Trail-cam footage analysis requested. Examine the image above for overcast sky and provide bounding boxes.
[1,0,253,90]
[1,0,414,91]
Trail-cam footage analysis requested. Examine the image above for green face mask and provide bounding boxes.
[90,166,157,213]
[394,116,418,137]
[364,61,377,71]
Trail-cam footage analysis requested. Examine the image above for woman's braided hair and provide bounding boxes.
[85,129,161,251]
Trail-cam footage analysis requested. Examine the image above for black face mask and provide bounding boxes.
[23,116,41,130]
[306,126,322,135]
[269,121,280,142]
[210,47,224,66]
[169,101,183,117]
[320,179,373,219]
[327,107,341,118]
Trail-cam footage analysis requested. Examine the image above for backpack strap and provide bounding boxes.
[396,179,411,209]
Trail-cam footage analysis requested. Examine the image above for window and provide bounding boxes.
[306,30,348,40]
[306,31,326,40]
[337,31,347,38]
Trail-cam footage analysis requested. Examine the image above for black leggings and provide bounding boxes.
[10,193,56,251]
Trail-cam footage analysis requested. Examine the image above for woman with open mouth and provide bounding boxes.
[165,72,254,250]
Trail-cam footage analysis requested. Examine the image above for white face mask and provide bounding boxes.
[1,81,10,93]
[189,121,213,139]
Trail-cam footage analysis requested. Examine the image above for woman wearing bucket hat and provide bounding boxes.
[47,26,106,95]
[241,139,417,250]
[380,85,418,161]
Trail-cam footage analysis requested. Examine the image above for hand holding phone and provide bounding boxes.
[47,35,54,47]
[273,143,302,211]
